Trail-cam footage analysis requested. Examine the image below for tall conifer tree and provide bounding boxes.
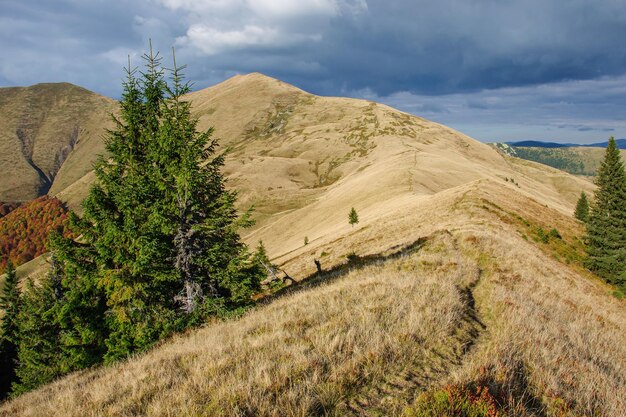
[50,45,264,363]
[585,137,626,290]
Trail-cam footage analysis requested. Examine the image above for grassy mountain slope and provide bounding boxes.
[3,74,590,287]
[2,180,624,416]
[0,83,116,202]
[182,74,594,260]
[2,74,624,416]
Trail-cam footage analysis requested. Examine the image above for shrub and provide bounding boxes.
[548,228,562,240]
[405,383,503,417]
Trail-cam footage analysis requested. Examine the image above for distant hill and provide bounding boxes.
[506,140,576,148]
[506,138,626,149]
[583,138,626,149]
[0,83,116,202]
[492,140,626,176]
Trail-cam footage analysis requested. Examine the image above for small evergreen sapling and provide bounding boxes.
[349,207,359,227]
[253,241,278,283]
[574,191,589,222]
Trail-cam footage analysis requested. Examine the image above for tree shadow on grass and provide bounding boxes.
[259,237,428,305]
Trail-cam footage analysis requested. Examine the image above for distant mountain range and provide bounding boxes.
[505,139,626,149]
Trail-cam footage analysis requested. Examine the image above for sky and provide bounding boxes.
[2,0,626,144]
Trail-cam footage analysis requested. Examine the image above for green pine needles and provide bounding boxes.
[4,45,265,396]
[584,137,626,291]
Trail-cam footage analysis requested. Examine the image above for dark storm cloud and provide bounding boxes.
[1,0,626,142]
[6,0,625,96]
[247,0,626,96]
[0,0,185,96]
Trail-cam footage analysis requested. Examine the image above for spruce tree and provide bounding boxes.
[349,207,359,227]
[585,137,626,290]
[0,262,20,399]
[574,191,589,222]
[157,55,263,317]
[50,46,264,363]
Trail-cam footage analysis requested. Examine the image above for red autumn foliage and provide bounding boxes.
[0,196,74,273]
[442,383,503,417]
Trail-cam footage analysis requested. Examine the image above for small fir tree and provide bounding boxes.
[253,241,278,282]
[349,207,359,227]
[585,137,626,290]
[0,261,20,399]
[254,241,270,266]
[574,191,589,222]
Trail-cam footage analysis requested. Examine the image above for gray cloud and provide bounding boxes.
[1,0,625,143]
[363,75,626,143]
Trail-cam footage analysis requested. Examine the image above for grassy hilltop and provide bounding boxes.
[0,74,624,416]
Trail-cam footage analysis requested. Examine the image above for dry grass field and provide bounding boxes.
[1,74,624,416]
[1,180,624,417]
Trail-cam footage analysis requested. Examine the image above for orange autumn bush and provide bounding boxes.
[0,196,74,272]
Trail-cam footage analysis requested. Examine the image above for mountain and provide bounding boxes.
[1,74,625,416]
[179,73,594,259]
[506,139,626,149]
[584,138,626,149]
[506,140,576,148]
[0,83,116,202]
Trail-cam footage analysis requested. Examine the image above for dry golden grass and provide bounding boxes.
[186,74,595,259]
[2,180,624,416]
[3,74,623,416]
[459,231,626,416]
[0,232,482,416]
